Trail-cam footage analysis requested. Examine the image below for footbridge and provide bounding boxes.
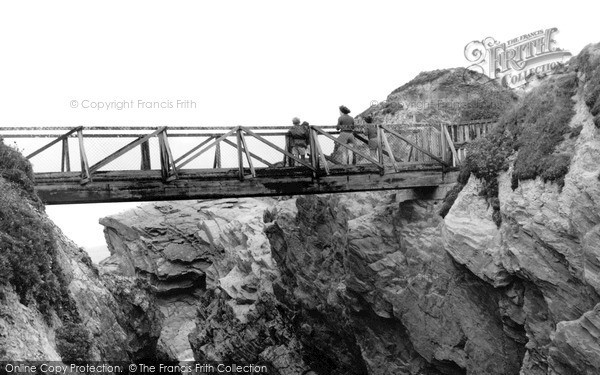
[0,121,493,204]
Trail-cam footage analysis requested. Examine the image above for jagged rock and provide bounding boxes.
[100,197,284,361]
[57,229,166,362]
[0,285,62,361]
[442,177,510,287]
[267,193,524,374]
[189,290,310,374]
[549,302,600,374]
[97,271,163,359]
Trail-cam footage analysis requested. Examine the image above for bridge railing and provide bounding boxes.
[0,122,492,184]
[442,119,496,166]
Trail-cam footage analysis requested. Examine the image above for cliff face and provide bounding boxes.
[265,193,525,374]
[443,43,600,375]
[0,176,163,362]
[99,198,284,361]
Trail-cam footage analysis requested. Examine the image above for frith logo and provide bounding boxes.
[464,28,572,88]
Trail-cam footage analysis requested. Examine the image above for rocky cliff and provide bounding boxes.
[99,198,284,362]
[0,143,167,362]
[4,42,599,374]
[442,42,600,374]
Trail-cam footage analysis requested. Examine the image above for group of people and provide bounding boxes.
[288,105,379,165]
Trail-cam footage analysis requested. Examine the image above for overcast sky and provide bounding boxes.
[1,1,598,261]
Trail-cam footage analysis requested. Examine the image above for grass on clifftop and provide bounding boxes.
[577,43,600,128]
[390,69,453,95]
[459,86,518,122]
[0,140,77,322]
[440,73,579,225]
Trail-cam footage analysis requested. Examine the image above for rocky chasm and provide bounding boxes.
[2,42,600,374]
[97,45,600,374]
[98,152,600,374]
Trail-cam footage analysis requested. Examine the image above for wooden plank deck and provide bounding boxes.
[34,164,459,204]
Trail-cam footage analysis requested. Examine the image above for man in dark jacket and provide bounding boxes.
[336,105,355,164]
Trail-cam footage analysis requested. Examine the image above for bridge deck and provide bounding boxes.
[34,164,458,204]
[1,123,491,204]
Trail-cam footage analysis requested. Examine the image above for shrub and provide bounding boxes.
[439,183,465,218]
[0,169,35,194]
[510,73,577,188]
[0,140,40,205]
[56,322,93,363]
[0,179,67,319]
[0,140,34,182]
[539,154,571,188]
[460,89,517,122]
[464,132,513,197]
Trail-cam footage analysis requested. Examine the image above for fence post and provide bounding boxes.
[308,127,318,177]
[77,128,91,184]
[213,142,221,169]
[158,129,177,182]
[283,134,290,167]
[239,130,255,178]
[312,128,330,175]
[376,125,384,175]
[439,124,445,163]
[140,140,151,170]
[236,127,244,181]
[381,129,398,172]
[61,138,70,172]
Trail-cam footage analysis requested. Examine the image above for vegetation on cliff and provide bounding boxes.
[0,140,97,361]
[0,141,87,322]
[458,84,518,122]
[577,42,600,128]
[55,322,93,363]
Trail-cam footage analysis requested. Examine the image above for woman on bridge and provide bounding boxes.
[336,105,356,164]
[363,114,379,160]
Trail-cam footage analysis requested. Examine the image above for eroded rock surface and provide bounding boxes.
[262,193,524,374]
[100,198,284,362]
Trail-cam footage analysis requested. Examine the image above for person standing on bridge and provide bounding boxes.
[363,114,379,160]
[337,105,356,164]
[288,117,309,166]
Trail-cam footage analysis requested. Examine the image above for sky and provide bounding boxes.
[1,1,598,262]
